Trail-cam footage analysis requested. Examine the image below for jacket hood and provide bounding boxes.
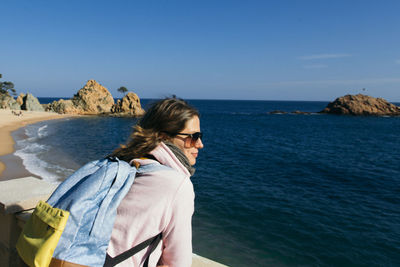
[130,142,191,177]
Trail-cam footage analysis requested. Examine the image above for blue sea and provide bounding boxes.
[11,98,400,266]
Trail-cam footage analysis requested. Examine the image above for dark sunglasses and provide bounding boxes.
[175,132,203,147]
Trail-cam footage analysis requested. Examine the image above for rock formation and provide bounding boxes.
[71,80,115,114]
[1,92,44,111]
[320,94,400,116]
[21,93,44,111]
[268,110,312,115]
[291,110,312,115]
[111,92,144,116]
[1,80,144,116]
[46,80,144,117]
[16,93,25,106]
[47,99,79,114]
[268,110,288,114]
[0,93,20,110]
[47,80,114,115]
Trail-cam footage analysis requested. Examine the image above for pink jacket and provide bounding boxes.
[107,142,195,267]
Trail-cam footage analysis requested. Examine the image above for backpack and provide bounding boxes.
[16,157,169,267]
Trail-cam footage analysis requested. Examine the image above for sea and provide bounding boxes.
[10,98,400,266]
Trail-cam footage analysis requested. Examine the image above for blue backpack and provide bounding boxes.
[46,157,168,266]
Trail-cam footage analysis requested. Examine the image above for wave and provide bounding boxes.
[23,124,49,142]
[37,125,48,138]
[13,122,75,184]
[14,147,61,183]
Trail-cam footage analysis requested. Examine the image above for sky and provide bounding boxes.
[1,0,400,101]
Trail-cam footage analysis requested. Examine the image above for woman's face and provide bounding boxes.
[172,116,204,166]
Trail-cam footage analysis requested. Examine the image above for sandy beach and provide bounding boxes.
[0,109,73,179]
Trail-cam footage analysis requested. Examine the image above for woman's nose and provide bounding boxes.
[195,138,204,149]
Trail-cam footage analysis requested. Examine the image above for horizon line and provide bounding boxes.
[35,96,400,103]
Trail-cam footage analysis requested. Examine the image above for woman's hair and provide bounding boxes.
[110,97,199,162]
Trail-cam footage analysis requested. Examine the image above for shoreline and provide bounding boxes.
[0,109,74,179]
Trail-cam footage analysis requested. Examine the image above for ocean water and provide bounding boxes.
[12,99,400,266]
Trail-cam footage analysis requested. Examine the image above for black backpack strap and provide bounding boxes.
[104,233,162,267]
[143,233,163,267]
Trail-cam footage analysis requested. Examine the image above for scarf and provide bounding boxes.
[164,142,195,176]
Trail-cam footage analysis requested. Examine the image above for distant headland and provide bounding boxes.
[0,80,144,117]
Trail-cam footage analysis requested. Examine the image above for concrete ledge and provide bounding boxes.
[192,253,228,267]
[0,177,56,214]
[0,177,50,267]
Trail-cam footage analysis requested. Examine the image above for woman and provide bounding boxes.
[107,97,204,267]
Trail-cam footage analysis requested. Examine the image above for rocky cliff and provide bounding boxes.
[320,94,400,116]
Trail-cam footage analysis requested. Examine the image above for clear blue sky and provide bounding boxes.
[1,0,400,101]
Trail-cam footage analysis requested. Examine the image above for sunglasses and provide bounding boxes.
[175,132,203,147]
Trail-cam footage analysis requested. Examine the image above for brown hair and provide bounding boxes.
[110,97,199,162]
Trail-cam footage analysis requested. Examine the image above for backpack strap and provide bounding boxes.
[103,160,171,266]
[103,233,162,267]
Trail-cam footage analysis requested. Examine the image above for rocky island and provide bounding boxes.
[320,94,400,116]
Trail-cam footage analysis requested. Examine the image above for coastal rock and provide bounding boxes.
[47,80,116,115]
[268,110,312,115]
[111,92,145,116]
[291,110,312,115]
[268,110,288,114]
[46,80,144,116]
[0,93,21,110]
[71,80,115,114]
[47,99,78,114]
[16,93,25,106]
[21,93,44,111]
[320,94,400,116]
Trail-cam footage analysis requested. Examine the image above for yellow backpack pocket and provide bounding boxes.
[16,200,69,267]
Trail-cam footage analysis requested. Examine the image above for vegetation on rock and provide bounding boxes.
[0,74,16,96]
[117,86,128,95]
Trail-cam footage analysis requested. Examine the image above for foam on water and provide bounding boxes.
[13,122,75,184]
[37,125,48,138]
[14,146,61,183]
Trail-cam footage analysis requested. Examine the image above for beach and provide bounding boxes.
[0,109,73,179]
